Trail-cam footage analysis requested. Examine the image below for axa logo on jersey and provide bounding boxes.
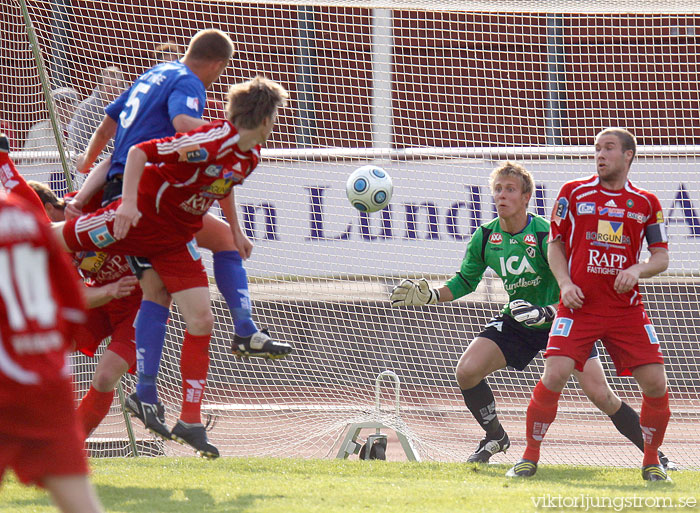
[523,234,537,245]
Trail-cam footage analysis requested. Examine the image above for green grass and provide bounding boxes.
[1,458,698,513]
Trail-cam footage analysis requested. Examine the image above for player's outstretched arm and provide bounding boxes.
[76,115,117,174]
[548,237,584,309]
[65,157,112,220]
[613,246,669,294]
[113,146,146,239]
[390,279,452,306]
[173,113,209,133]
[218,191,253,259]
[50,222,74,252]
[83,275,139,308]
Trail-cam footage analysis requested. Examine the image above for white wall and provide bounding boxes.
[14,156,699,277]
[232,158,700,277]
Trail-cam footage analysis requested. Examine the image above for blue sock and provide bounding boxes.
[135,300,170,403]
[213,250,257,337]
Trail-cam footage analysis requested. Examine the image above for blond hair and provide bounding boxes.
[225,76,289,129]
[489,161,534,195]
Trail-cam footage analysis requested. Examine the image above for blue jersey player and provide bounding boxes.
[64,29,291,458]
[106,60,206,181]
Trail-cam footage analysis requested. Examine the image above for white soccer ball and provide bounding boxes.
[345,165,393,213]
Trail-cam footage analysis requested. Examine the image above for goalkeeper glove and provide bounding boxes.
[509,299,557,327]
[390,278,440,307]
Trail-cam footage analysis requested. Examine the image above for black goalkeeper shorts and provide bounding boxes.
[126,255,153,279]
[476,314,599,371]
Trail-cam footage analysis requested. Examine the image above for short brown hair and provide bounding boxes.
[489,161,534,195]
[27,181,65,210]
[596,128,637,161]
[185,29,234,62]
[225,76,289,129]
[152,41,183,63]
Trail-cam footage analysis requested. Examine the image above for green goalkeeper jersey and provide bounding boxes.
[444,213,559,330]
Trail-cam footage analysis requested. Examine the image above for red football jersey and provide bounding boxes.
[67,188,132,286]
[135,119,260,237]
[0,193,86,386]
[549,175,668,315]
[0,154,131,286]
[0,159,50,223]
[73,251,133,286]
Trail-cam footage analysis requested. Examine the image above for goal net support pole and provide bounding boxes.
[336,371,420,461]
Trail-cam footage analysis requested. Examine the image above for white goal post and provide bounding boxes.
[1,0,699,468]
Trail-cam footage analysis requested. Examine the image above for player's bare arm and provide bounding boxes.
[173,113,209,133]
[613,246,669,294]
[65,158,112,220]
[436,285,453,302]
[83,275,139,308]
[548,237,584,309]
[76,115,117,174]
[218,192,253,259]
[113,146,147,239]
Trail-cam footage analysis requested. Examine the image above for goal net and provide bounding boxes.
[2,0,699,468]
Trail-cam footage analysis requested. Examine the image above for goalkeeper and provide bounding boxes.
[391,161,673,468]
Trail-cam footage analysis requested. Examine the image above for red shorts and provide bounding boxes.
[0,379,88,486]
[63,206,208,293]
[72,291,141,373]
[545,306,664,376]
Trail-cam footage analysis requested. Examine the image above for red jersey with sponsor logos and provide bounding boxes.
[73,251,133,286]
[0,153,132,286]
[549,175,668,315]
[0,160,51,222]
[69,193,135,285]
[0,193,86,388]
[134,119,259,238]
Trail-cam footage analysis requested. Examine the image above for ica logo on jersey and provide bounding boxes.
[499,255,536,276]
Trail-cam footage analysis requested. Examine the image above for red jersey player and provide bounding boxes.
[0,192,103,513]
[0,139,141,440]
[54,76,289,458]
[507,128,671,481]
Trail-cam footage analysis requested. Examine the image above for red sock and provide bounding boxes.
[76,386,114,439]
[179,331,211,424]
[523,380,561,463]
[640,391,670,467]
